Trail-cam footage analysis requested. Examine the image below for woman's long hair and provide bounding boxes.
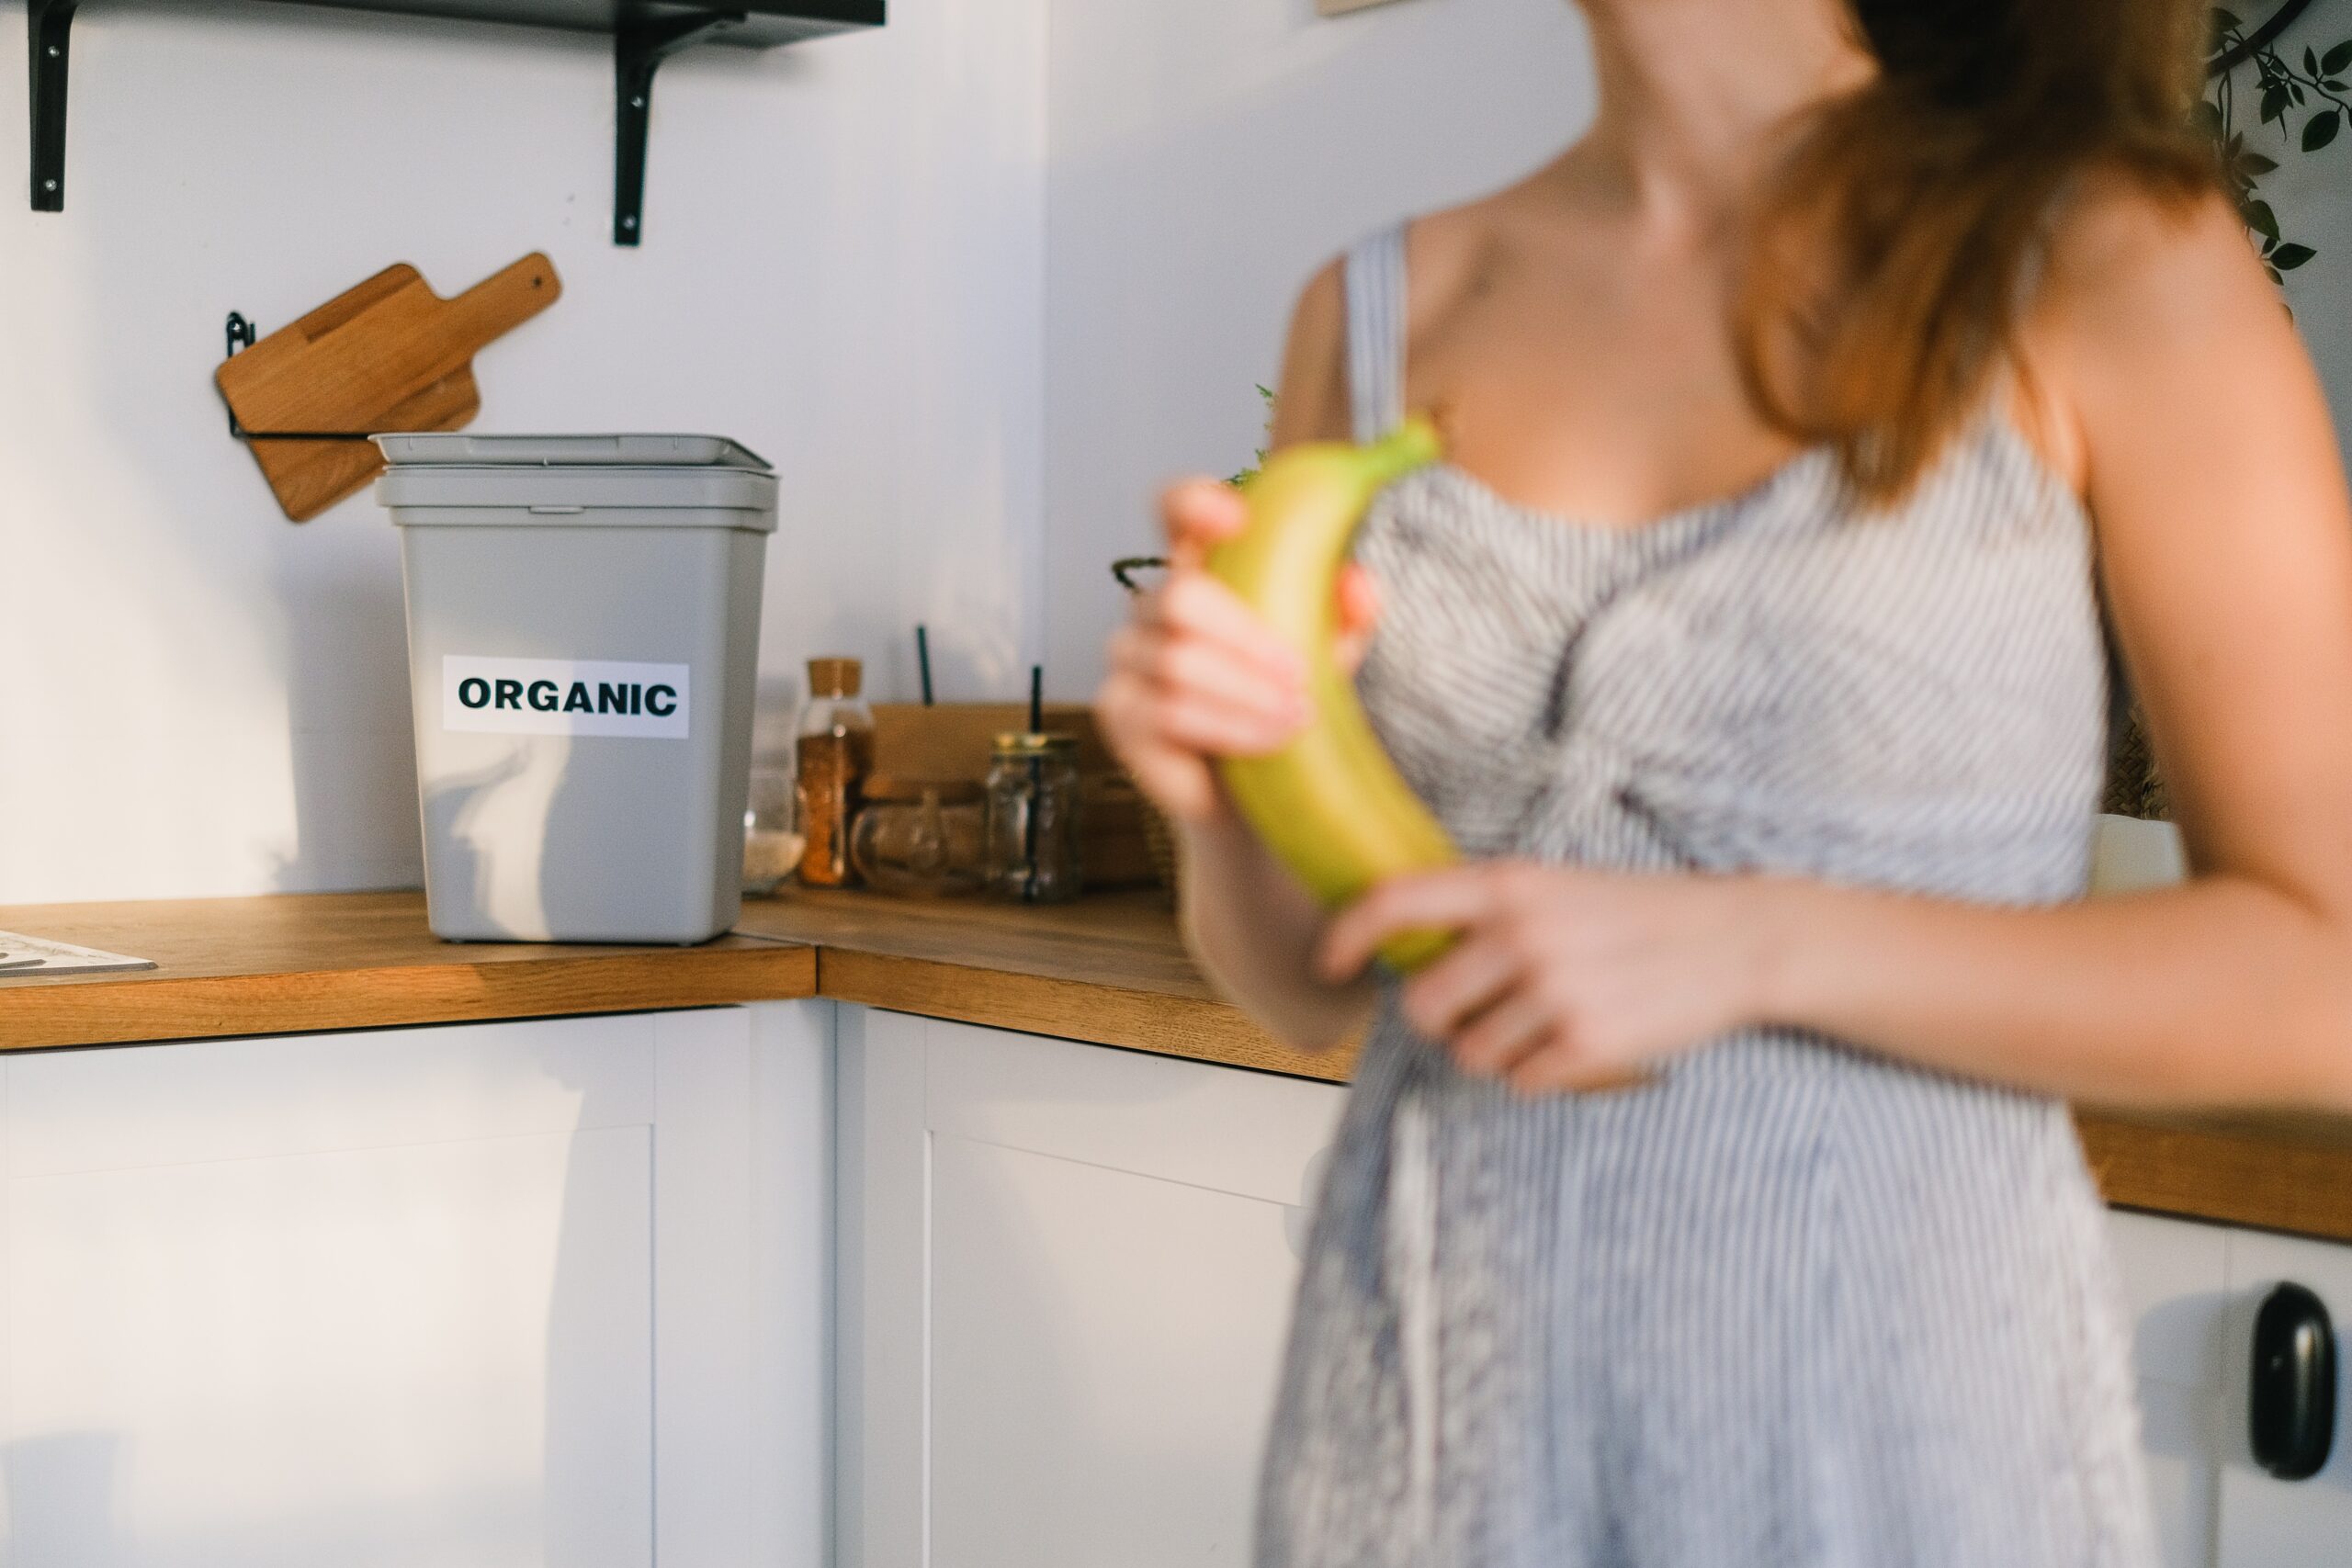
[1737,0,2221,502]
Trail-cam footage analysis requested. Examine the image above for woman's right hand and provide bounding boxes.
[1097,477,1381,826]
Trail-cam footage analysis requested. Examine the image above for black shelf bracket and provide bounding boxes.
[615,11,742,246]
[20,3,876,229]
[28,0,76,212]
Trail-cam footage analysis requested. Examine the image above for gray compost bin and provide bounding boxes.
[377,434,778,944]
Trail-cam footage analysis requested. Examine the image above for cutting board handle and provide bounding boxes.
[438,252,564,360]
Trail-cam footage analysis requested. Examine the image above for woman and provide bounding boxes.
[1098,0,2352,1562]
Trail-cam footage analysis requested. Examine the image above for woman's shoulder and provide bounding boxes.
[2018,168,2288,488]
[2030,168,2279,380]
[1291,193,1510,330]
[1275,195,1513,446]
[2067,164,2263,286]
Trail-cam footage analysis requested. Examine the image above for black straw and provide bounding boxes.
[916,626,934,706]
[1028,666,1043,733]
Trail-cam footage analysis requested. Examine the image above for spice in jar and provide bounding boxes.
[983,732,1083,904]
[794,657,876,888]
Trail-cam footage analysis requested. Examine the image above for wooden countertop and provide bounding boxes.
[0,892,817,1049]
[733,887,1347,1081]
[5,887,2348,1245]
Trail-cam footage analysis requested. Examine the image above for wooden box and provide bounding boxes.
[868,705,1159,891]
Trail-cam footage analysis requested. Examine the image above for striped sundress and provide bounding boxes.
[1253,223,2157,1567]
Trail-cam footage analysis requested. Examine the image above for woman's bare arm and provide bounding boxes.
[1099,260,1378,1052]
[1752,186,2352,1107]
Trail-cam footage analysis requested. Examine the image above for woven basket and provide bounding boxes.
[1136,788,1182,897]
[2103,705,2169,821]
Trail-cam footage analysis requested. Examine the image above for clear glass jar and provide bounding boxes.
[794,657,875,888]
[852,775,986,897]
[983,732,1083,904]
[741,764,804,895]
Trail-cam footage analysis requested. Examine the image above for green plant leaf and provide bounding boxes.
[2264,84,2290,121]
[2308,45,2323,76]
[2242,150,2280,175]
[2305,109,2341,150]
[2245,197,2282,241]
[2267,264,2285,284]
[2274,242,2318,270]
[2215,6,2244,30]
[2326,39,2352,74]
[2291,81,2308,106]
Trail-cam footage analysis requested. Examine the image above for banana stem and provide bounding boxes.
[1362,416,1442,488]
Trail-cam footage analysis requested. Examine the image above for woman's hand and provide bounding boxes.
[1097,477,1381,825]
[1317,863,1782,1092]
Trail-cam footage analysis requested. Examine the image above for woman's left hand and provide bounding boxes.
[1317,863,1783,1093]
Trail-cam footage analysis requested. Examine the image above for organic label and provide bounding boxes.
[442,656,690,739]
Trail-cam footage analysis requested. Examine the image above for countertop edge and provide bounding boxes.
[814,946,1353,1083]
[2,944,819,1051]
[5,889,2348,1246]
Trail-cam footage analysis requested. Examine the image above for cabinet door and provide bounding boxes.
[836,1010,1347,1568]
[0,1002,832,1568]
[2214,1230,2352,1567]
[2108,1211,2232,1568]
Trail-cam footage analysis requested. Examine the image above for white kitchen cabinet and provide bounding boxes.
[834,1009,1347,1568]
[0,1002,834,1568]
[2109,1210,2233,1568]
[2214,1229,2352,1567]
[2109,1210,2352,1568]
[840,1014,2349,1568]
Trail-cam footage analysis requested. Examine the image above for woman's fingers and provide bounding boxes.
[1152,694,1303,761]
[1508,1043,1654,1098]
[1161,479,1250,568]
[1336,562,1382,635]
[1318,867,1506,981]
[1152,637,1307,739]
[1332,563,1383,674]
[1111,616,1304,740]
[1160,484,1382,677]
[1399,933,1523,1041]
[1148,573,1306,690]
[1122,750,1219,824]
[1449,992,1557,1079]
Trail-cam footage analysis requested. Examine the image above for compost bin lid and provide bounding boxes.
[373,433,772,470]
[374,433,779,530]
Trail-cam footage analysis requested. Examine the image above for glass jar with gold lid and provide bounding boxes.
[982,732,1083,904]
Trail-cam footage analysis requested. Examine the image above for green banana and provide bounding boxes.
[1209,415,1460,974]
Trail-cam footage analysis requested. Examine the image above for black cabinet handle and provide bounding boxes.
[2250,1281,2336,1481]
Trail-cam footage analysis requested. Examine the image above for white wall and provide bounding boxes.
[12,0,2352,907]
[2213,1,2352,462]
[0,0,1603,904]
[0,0,1046,903]
[1041,0,1591,697]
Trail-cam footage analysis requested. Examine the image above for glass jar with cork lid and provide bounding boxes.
[794,657,875,887]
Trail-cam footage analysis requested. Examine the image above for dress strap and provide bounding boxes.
[1344,222,1410,445]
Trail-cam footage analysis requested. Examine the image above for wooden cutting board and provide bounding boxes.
[217,253,562,522]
